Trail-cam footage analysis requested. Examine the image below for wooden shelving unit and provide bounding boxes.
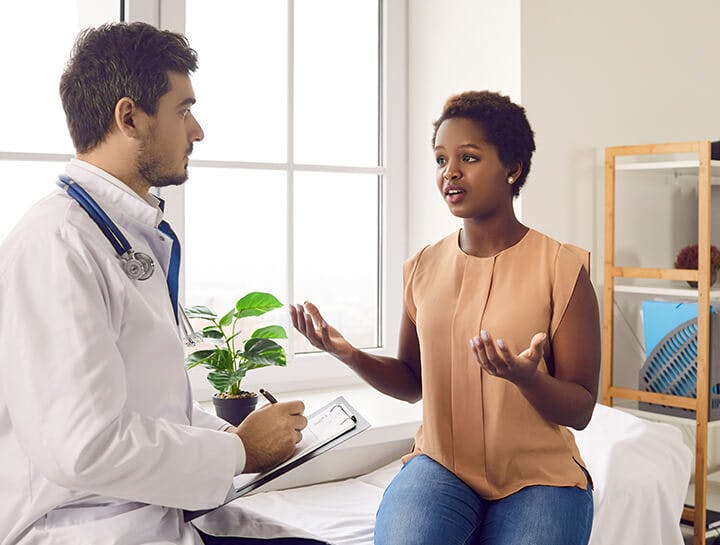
[603,141,714,545]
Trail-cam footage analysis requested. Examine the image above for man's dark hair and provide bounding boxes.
[60,22,198,153]
[432,90,536,196]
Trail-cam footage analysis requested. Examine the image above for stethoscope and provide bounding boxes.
[57,175,202,347]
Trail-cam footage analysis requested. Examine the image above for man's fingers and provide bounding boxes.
[291,414,308,431]
[277,399,305,416]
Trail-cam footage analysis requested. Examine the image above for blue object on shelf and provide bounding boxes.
[642,301,707,358]
[639,301,720,420]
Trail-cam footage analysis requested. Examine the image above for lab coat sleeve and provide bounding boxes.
[192,400,231,431]
[0,226,236,511]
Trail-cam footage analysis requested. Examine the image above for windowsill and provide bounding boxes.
[200,383,423,492]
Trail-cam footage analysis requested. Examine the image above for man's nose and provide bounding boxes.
[190,114,204,142]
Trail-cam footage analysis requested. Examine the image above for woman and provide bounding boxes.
[291,91,600,545]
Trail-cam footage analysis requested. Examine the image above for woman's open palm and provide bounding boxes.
[290,302,354,361]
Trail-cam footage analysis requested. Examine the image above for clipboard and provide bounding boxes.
[184,396,370,522]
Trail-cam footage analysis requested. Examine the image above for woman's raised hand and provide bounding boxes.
[290,302,355,361]
[470,330,547,387]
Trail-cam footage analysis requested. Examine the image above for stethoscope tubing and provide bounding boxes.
[56,175,200,345]
[57,175,132,257]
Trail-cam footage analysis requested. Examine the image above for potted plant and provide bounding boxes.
[184,292,287,425]
[674,244,720,288]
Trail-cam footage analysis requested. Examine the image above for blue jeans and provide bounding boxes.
[375,455,593,545]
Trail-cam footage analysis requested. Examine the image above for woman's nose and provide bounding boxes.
[443,163,460,180]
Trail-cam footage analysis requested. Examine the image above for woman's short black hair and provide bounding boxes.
[59,22,198,153]
[432,90,536,196]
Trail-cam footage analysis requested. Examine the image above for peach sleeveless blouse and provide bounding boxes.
[402,228,591,499]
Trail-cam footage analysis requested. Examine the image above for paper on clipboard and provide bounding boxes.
[184,396,369,522]
[264,401,357,475]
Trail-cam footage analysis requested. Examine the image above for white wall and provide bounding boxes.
[406,0,521,255]
[520,1,720,390]
[520,0,720,277]
[407,1,720,391]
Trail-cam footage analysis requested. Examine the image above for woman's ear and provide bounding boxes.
[507,162,523,184]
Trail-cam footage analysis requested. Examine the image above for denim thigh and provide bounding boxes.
[374,455,487,545]
[374,455,593,545]
[478,480,594,545]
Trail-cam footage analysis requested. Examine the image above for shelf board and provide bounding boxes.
[615,159,720,184]
[614,285,720,298]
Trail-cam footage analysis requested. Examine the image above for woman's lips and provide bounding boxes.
[445,188,466,204]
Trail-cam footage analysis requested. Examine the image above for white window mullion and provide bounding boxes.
[380,0,408,357]
[286,0,296,359]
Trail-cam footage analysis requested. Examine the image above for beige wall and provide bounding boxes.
[520,1,720,389]
[520,0,720,282]
[407,1,720,390]
[406,0,520,255]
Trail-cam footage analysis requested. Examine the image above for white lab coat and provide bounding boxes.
[0,161,254,545]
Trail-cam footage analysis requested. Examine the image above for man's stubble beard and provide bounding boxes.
[137,130,188,189]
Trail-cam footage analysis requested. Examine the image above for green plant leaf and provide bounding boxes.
[207,369,247,394]
[219,309,235,328]
[241,338,286,368]
[251,325,288,340]
[184,305,217,320]
[207,369,232,392]
[235,292,283,318]
[184,349,217,369]
[202,328,224,341]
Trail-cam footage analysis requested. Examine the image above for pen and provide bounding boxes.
[259,388,278,404]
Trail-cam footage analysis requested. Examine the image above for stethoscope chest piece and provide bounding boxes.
[121,250,155,281]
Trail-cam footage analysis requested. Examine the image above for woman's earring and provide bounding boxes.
[507,176,515,185]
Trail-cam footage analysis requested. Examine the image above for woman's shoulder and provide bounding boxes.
[525,229,589,268]
[404,231,458,266]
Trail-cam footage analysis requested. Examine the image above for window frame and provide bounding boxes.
[128,0,408,398]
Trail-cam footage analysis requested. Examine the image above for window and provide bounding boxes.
[1,0,407,399]
[0,1,120,239]
[152,0,406,397]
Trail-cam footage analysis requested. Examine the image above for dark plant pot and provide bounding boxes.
[687,270,718,289]
[213,392,258,426]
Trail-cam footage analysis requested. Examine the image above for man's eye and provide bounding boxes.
[181,109,191,119]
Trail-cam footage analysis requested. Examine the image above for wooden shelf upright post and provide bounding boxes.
[602,142,712,545]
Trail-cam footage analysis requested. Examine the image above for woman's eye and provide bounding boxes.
[436,156,446,166]
[463,154,478,163]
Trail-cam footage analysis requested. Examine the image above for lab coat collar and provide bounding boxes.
[66,159,164,228]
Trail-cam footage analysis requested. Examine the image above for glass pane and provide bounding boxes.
[185,1,287,163]
[294,0,379,167]
[0,161,66,242]
[0,1,118,153]
[184,168,287,320]
[293,172,379,351]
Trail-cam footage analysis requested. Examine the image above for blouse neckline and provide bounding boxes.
[455,227,534,260]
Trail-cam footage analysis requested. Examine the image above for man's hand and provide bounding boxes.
[235,400,307,473]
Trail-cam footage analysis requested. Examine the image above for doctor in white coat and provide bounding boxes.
[0,22,319,545]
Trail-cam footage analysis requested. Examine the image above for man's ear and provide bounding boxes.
[114,97,144,139]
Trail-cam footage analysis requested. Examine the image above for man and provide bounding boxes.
[0,22,316,545]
